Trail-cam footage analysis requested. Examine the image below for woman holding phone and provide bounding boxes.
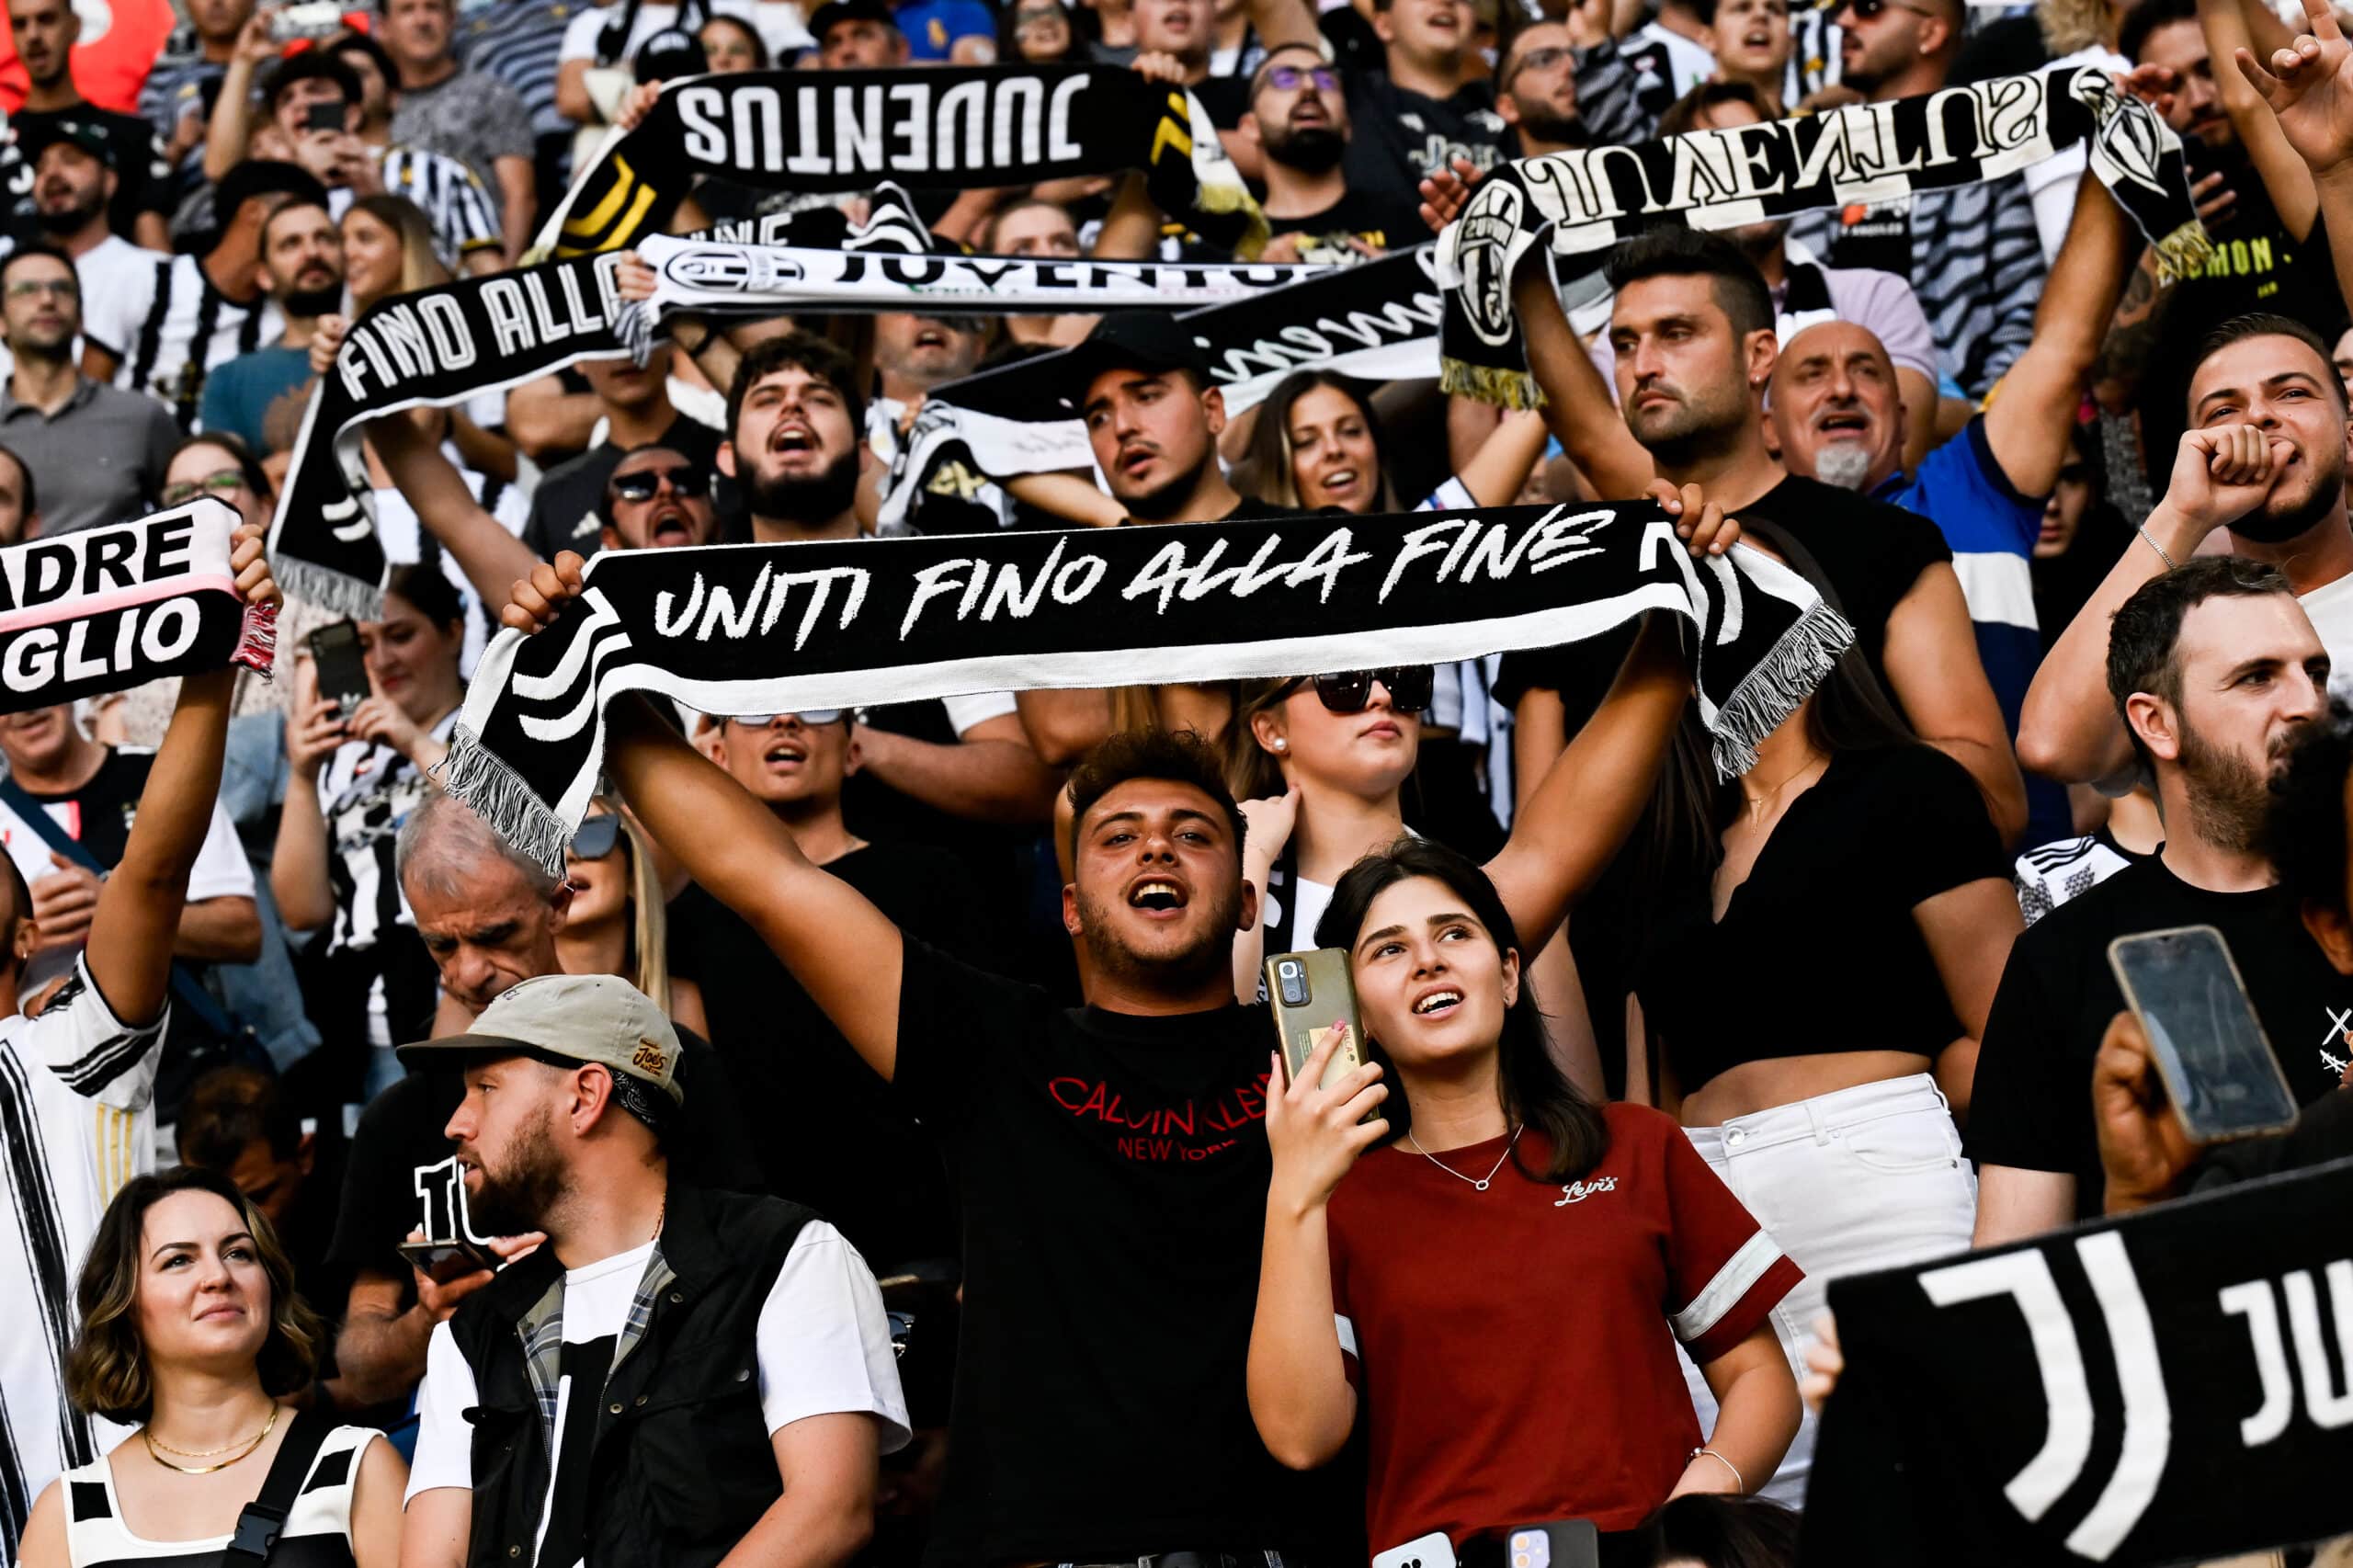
[1247,837,1803,1556]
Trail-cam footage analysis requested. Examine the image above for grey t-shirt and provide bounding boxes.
[0,375,179,535]
[390,69,535,193]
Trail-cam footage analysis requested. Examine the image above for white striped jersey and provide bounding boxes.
[372,145,504,267]
[83,252,280,433]
[0,958,167,1562]
[2014,829,2140,927]
[55,1425,380,1567]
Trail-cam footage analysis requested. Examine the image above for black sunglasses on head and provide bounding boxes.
[1290,666,1435,714]
[610,463,710,503]
[570,813,623,859]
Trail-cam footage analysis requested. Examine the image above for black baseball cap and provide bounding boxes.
[261,48,362,111]
[634,24,709,81]
[15,117,114,170]
[810,0,896,36]
[1060,312,1212,406]
[214,160,331,224]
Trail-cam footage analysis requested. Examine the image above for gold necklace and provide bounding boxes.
[142,1404,278,1474]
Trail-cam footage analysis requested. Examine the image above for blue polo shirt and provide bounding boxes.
[1877,415,2065,841]
[896,0,994,59]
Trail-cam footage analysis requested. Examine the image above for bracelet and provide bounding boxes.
[2136,524,2177,571]
[1690,1446,1745,1492]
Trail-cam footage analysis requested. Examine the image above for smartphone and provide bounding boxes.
[2108,925,2301,1144]
[1501,1521,1600,1568]
[397,1237,498,1281]
[302,98,347,133]
[306,619,369,717]
[1265,948,1366,1092]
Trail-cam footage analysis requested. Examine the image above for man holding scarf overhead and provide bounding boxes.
[483,477,1776,1565]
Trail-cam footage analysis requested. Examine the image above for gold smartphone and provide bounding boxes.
[1265,949,1366,1091]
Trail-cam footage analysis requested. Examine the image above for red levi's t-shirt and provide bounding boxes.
[1324,1105,1803,1551]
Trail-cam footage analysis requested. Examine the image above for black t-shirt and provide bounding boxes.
[520,414,724,561]
[324,1029,764,1290]
[893,937,1336,1561]
[1339,69,1509,208]
[665,841,985,1267]
[3,106,171,241]
[1264,187,1430,262]
[1634,745,2008,1089]
[1972,855,2353,1219]
[13,746,154,869]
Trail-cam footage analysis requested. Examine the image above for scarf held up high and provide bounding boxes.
[1439,66,2212,405]
[540,66,1263,259]
[0,497,269,713]
[442,506,1854,876]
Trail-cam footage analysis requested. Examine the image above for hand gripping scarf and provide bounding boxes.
[441,506,1855,875]
[0,497,275,712]
[1438,65,2214,406]
[540,65,1264,261]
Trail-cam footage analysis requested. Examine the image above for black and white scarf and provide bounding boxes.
[1439,65,2212,405]
[890,247,1447,525]
[267,195,938,618]
[1805,1154,2353,1566]
[0,498,269,713]
[442,506,1852,874]
[541,66,1262,260]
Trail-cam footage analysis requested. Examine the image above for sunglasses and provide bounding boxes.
[725,710,848,728]
[570,813,623,859]
[1288,666,1435,714]
[161,470,245,507]
[1263,63,1339,93]
[609,463,710,503]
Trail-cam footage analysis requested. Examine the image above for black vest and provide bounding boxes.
[445,1183,816,1568]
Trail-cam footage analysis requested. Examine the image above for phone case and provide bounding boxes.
[2107,924,2301,1144]
[1266,949,1365,1092]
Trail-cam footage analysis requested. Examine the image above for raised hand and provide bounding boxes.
[613,251,655,303]
[2237,0,2353,177]
[1264,1026,1389,1218]
[1418,154,1481,233]
[502,551,588,633]
[309,313,347,378]
[1646,477,1740,556]
[2155,423,2292,540]
[29,855,102,951]
[616,80,663,131]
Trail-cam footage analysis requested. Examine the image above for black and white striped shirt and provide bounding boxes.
[84,253,278,433]
[368,146,504,267]
[55,1424,381,1567]
[0,958,168,1563]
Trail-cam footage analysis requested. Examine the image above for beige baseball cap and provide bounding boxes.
[397,973,686,1119]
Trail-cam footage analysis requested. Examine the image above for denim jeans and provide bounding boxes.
[1676,1074,1978,1508]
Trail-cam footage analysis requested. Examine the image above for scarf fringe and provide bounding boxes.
[438,723,573,881]
[273,557,382,621]
[1706,599,1857,780]
[1439,357,1544,411]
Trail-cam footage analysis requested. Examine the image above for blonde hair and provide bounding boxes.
[347,194,449,307]
[64,1168,320,1425]
[583,798,675,1014]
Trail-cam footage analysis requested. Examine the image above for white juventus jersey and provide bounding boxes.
[84,251,279,433]
[0,957,165,1562]
[324,146,502,270]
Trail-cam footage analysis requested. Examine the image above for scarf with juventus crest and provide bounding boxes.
[444,510,1853,876]
[1438,64,2214,405]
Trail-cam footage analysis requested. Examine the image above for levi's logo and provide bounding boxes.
[1555,1176,1620,1207]
[631,1040,667,1075]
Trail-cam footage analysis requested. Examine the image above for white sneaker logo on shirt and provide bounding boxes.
[1554,1176,1620,1206]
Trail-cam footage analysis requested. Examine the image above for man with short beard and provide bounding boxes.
[0,0,172,249]
[1973,555,2353,1243]
[395,973,908,1568]
[1242,41,1426,262]
[17,120,156,347]
[198,198,343,454]
[499,506,1739,1562]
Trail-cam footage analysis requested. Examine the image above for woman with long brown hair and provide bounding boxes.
[17,1166,404,1567]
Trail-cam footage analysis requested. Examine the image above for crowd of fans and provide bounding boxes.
[0,0,2343,1559]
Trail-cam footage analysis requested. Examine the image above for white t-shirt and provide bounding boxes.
[2299,570,2353,687]
[405,1221,911,1568]
[2023,46,2133,266]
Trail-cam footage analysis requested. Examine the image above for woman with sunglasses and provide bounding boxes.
[1249,835,1802,1560]
[1001,0,1085,63]
[274,564,471,1102]
[17,1166,405,1568]
[559,798,709,1033]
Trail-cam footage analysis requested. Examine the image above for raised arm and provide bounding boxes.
[2202,0,2320,238]
[368,409,540,612]
[1484,485,1733,949]
[503,556,907,1079]
[850,711,1060,825]
[1456,408,1552,506]
[2238,0,2353,313]
[1881,565,2029,844]
[1511,247,1659,499]
[1982,174,2135,499]
[85,527,277,1026]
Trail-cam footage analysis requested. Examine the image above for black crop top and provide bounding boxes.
[1634,744,2009,1091]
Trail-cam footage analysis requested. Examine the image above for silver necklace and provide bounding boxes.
[1408,1125,1522,1191]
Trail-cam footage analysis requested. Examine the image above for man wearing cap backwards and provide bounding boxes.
[396,972,910,1568]
[1,0,174,249]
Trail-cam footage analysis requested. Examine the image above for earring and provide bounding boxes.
[1273,739,1287,751]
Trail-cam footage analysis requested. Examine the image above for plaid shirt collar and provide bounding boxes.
[515,1243,680,1449]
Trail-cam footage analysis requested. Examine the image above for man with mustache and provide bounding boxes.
[0,0,172,250]
[17,120,158,340]
[1243,42,1425,262]
[197,198,343,455]
[1974,550,2353,1243]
